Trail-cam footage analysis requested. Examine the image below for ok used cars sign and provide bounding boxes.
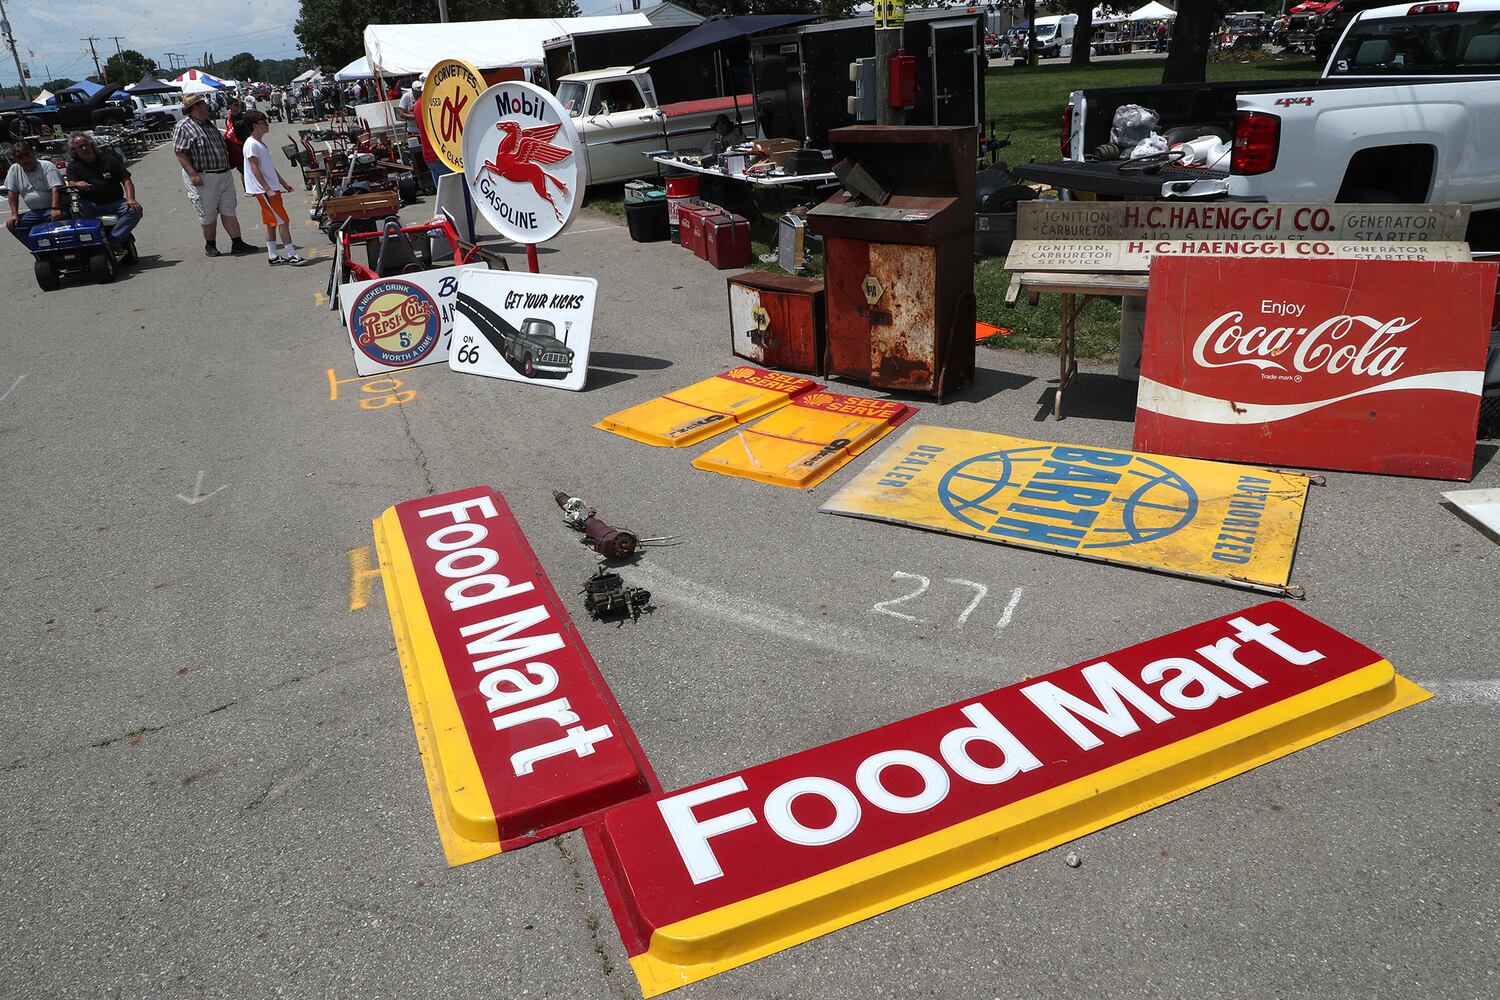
[462,80,586,245]
[589,603,1427,995]
[373,486,656,864]
[1136,257,1496,480]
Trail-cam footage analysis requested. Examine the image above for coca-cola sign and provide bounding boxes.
[1135,258,1495,481]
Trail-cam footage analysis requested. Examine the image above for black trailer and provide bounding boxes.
[543,24,721,104]
[750,10,985,148]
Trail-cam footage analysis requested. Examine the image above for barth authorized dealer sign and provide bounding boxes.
[822,425,1311,594]
[373,486,657,864]
[589,603,1428,995]
[1135,258,1496,480]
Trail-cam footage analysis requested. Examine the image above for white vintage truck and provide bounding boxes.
[1017,2,1500,210]
[553,67,756,185]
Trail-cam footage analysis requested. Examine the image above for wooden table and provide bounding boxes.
[1005,270,1149,419]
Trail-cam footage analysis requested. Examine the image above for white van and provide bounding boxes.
[1031,14,1078,59]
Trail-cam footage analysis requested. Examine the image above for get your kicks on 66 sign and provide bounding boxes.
[449,269,597,392]
[462,81,587,245]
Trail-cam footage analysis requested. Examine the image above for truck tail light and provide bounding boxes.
[1061,105,1074,158]
[1232,111,1280,175]
[1409,2,1458,13]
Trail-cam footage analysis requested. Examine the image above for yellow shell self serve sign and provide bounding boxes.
[422,58,485,172]
[821,425,1311,594]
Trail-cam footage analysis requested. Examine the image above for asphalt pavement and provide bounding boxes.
[0,126,1496,1000]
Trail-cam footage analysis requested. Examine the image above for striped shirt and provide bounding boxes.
[173,115,231,173]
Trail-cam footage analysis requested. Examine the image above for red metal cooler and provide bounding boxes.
[665,174,701,245]
[704,212,752,270]
[679,205,716,260]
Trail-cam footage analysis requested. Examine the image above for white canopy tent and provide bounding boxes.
[1130,2,1176,20]
[291,68,324,85]
[179,78,220,95]
[32,89,52,104]
[363,13,651,77]
[335,56,373,81]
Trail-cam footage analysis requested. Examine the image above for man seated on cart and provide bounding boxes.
[4,141,64,244]
[65,131,143,253]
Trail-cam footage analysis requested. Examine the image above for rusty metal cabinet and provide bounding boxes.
[726,271,826,376]
[808,126,976,398]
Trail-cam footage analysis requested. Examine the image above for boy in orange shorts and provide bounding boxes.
[239,111,303,265]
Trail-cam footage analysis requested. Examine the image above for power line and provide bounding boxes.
[108,35,125,59]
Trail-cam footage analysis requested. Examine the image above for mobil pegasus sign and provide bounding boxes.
[462,81,587,245]
[1135,258,1496,480]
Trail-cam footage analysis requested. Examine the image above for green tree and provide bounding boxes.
[295,0,583,71]
[1069,3,1132,68]
[222,52,262,82]
[102,49,158,86]
[259,57,313,86]
[40,77,77,93]
[1163,0,1229,84]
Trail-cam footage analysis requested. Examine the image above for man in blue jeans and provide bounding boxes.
[4,141,65,244]
[65,131,143,252]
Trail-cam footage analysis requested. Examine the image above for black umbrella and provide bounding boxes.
[130,74,181,95]
[633,13,823,67]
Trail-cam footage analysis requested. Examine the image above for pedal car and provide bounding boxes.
[329,214,508,317]
[27,215,136,290]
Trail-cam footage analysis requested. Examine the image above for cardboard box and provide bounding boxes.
[752,138,800,170]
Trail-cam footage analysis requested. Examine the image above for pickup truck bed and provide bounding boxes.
[1013,4,1500,212]
[1015,159,1228,199]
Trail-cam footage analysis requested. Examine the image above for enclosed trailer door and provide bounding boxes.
[931,20,978,127]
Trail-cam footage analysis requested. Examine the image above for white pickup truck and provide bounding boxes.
[131,94,183,121]
[553,67,756,185]
[1016,2,1500,210]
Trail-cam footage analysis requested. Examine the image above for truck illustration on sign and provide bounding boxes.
[456,292,575,378]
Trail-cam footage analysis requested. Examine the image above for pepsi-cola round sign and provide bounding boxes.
[462,80,587,245]
[348,279,442,368]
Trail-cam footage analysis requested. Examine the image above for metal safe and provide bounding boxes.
[807,126,976,398]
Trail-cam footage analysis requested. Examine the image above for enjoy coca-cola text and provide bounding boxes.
[1191,311,1414,378]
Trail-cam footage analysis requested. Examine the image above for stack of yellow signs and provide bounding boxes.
[692,392,917,489]
[595,366,822,448]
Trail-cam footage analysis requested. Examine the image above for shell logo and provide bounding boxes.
[728,367,757,379]
[802,393,833,406]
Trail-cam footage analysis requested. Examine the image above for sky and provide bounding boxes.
[0,0,641,89]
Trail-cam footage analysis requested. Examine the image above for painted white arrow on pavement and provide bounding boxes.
[177,471,230,506]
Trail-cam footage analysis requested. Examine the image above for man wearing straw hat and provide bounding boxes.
[172,92,257,258]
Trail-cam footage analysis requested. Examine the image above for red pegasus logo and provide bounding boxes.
[480,121,572,222]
